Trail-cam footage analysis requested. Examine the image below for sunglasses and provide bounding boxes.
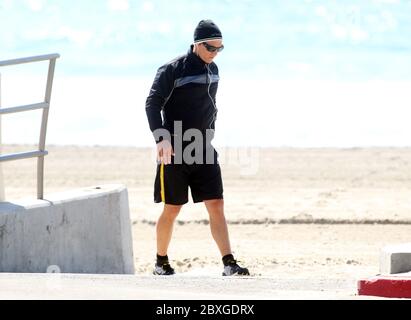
[202,42,224,53]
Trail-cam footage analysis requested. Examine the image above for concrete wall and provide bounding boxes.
[380,243,411,274]
[0,184,134,274]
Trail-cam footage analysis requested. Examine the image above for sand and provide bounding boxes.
[2,145,411,288]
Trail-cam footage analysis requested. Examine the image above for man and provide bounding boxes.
[145,19,249,276]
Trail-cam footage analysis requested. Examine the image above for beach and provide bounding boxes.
[2,145,411,295]
[2,0,411,302]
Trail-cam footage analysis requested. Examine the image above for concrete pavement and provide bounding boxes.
[0,272,367,300]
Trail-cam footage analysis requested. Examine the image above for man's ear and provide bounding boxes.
[193,43,200,53]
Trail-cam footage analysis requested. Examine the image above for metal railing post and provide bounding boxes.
[0,53,60,200]
[0,72,5,201]
[37,58,57,199]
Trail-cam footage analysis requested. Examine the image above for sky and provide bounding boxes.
[1,0,411,147]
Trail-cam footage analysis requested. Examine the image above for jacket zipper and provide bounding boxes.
[206,64,218,130]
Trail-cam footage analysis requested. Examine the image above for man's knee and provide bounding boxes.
[205,199,224,207]
[163,204,183,217]
[204,199,224,214]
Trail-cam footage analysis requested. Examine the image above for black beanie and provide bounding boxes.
[193,19,222,43]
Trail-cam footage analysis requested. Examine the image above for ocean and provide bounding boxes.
[1,0,410,147]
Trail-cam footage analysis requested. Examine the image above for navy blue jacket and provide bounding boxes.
[145,45,219,144]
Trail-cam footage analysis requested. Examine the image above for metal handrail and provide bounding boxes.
[0,151,49,162]
[0,53,60,199]
[0,54,60,67]
[0,102,49,115]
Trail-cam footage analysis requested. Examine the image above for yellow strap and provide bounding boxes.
[160,163,165,202]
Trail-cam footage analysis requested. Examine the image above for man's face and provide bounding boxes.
[195,39,223,64]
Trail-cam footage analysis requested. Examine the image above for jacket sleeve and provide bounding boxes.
[145,63,175,143]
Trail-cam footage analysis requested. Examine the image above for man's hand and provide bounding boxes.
[157,139,174,165]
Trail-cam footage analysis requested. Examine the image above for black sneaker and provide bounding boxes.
[153,262,175,275]
[222,259,250,276]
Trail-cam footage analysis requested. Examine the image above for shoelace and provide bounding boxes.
[227,259,239,266]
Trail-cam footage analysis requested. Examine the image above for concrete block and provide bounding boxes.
[358,273,411,298]
[380,243,411,275]
[0,184,134,274]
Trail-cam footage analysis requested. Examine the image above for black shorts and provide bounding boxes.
[154,161,224,205]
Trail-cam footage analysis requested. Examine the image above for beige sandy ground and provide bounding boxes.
[2,145,411,299]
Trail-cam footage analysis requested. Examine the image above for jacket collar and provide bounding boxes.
[187,44,207,67]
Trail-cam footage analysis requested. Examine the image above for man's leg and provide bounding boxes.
[156,204,183,256]
[204,199,250,276]
[204,199,232,256]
